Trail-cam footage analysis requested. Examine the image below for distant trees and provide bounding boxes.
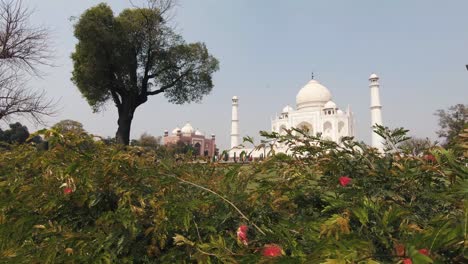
[71,1,219,145]
[0,0,55,124]
[131,132,161,148]
[435,104,467,148]
[0,122,29,143]
[399,137,436,156]
[0,121,41,145]
[52,119,85,134]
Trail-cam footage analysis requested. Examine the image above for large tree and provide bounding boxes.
[71,2,219,145]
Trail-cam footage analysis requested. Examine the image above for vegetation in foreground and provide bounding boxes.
[0,126,466,263]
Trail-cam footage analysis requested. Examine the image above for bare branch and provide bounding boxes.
[146,68,192,96]
[0,0,52,75]
[0,67,56,125]
[0,0,55,124]
[130,0,177,15]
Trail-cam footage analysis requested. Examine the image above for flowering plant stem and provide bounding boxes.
[171,174,267,236]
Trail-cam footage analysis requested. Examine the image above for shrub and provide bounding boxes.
[0,127,466,263]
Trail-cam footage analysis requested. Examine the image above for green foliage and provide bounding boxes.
[71,3,219,144]
[0,127,466,263]
[162,141,195,156]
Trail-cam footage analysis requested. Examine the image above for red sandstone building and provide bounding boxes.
[163,122,216,157]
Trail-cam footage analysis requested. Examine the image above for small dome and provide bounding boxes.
[369,73,379,80]
[282,105,294,113]
[172,127,180,134]
[232,96,238,100]
[324,100,337,109]
[181,123,194,134]
[296,80,332,110]
[195,129,204,136]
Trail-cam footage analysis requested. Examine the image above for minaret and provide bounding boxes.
[230,96,240,148]
[369,73,384,152]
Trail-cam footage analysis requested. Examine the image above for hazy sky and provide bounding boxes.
[17,0,468,149]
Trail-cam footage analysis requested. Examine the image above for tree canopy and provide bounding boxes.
[131,132,161,148]
[71,3,219,145]
[0,122,29,144]
[52,119,85,134]
[435,104,467,148]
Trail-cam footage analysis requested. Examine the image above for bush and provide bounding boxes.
[0,127,466,263]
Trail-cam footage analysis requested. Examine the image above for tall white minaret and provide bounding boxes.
[369,73,384,152]
[230,96,240,148]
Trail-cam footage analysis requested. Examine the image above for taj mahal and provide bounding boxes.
[229,73,384,158]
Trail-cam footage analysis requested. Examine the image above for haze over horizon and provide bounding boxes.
[13,0,468,150]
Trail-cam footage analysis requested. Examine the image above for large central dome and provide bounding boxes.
[296,80,332,110]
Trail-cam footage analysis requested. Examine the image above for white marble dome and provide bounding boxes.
[195,129,204,136]
[181,123,194,134]
[172,127,180,134]
[296,80,332,110]
[282,105,294,113]
[324,100,337,109]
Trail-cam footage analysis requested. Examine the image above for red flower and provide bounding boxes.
[394,243,405,257]
[238,225,248,233]
[339,176,352,186]
[418,248,429,256]
[423,154,436,163]
[402,258,412,264]
[63,187,73,195]
[261,244,283,257]
[236,225,248,245]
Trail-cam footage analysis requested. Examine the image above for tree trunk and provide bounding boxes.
[115,99,136,145]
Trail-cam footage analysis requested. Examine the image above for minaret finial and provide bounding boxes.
[311,72,314,80]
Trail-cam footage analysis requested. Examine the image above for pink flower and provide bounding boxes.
[418,248,429,256]
[236,225,248,245]
[63,187,73,195]
[402,258,412,264]
[339,176,352,187]
[261,244,283,257]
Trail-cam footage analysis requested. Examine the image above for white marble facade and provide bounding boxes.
[271,79,354,143]
[229,74,384,158]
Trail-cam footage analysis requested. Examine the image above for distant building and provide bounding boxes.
[230,74,384,157]
[163,122,216,157]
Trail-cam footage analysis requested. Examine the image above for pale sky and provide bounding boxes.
[16,0,468,149]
